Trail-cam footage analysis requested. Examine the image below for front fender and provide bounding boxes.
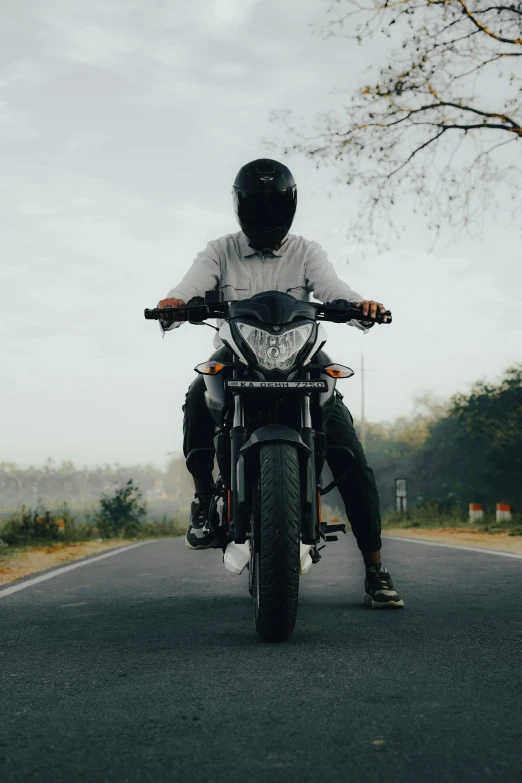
[234,425,312,543]
[240,424,311,459]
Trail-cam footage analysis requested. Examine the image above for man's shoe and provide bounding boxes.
[364,565,405,609]
[185,494,220,550]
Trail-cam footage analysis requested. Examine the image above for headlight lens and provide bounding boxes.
[236,322,314,372]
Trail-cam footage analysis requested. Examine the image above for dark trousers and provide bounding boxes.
[182,357,382,554]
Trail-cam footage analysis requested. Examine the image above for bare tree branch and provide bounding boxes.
[455,0,522,44]
[267,0,522,245]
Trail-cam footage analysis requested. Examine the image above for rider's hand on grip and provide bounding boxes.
[358,300,389,323]
[328,299,392,324]
[157,297,187,322]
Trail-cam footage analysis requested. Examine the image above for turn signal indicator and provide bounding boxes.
[194,362,225,375]
[324,364,354,379]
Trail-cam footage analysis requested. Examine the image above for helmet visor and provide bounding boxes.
[235,188,296,230]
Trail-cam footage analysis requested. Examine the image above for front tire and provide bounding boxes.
[252,442,301,642]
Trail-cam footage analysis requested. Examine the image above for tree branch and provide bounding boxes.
[447,51,522,81]
[273,0,522,244]
[386,127,448,176]
[454,0,522,45]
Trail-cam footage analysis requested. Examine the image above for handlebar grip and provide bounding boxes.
[322,302,392,324]
[357,310,392,324]
[144,307,189,322]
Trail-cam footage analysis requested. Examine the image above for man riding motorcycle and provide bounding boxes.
[158,158,404,609]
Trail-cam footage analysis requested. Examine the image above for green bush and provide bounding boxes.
[0,481,186,548]
[95,479,146,539]
[0,502,80,545]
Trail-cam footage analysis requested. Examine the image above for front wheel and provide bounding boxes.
[251,442,301,642]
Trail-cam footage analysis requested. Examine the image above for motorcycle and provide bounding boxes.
[145,290,391,641]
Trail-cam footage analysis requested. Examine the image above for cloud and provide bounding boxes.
[46,24,141,66]
[0,99,36,138]
[191,0,261,34]
[19,203,61,215]
[168,202,236,231]
[212,62,251,78]
[0,58,59,89]
[152,46,187,68]
[67,135,104,150]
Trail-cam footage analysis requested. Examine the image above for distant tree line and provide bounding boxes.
[0,455,193,519]
[2,365,520,518]
[1,479,185,545]
[363,365,522,512]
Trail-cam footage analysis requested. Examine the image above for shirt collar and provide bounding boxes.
[239,232,290,258]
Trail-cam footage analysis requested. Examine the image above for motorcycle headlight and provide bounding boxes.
[236,322,314,372]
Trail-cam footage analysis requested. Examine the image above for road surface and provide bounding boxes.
[1,536,521,782]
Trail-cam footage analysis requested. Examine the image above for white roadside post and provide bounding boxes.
[469,503,484,522]
[395,478,407,514]
[496,504,512,522]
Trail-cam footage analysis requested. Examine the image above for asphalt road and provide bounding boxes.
[1,536,521,783]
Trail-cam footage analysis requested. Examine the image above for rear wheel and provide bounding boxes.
[251,442,301,642]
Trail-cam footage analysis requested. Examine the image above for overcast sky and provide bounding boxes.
[1,0,520,469]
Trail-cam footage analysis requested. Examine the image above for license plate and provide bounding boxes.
[226,380,328,390]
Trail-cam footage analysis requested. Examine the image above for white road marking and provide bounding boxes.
[382,535,522,560]
[0,541,157,599]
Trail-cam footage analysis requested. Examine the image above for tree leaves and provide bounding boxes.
[366,365,522,509]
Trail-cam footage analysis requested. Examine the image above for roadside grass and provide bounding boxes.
[322,502,522,537]
[381,509,522,536]
[0,504,188,584]
[2,498,520,561]
[0,503,187,555]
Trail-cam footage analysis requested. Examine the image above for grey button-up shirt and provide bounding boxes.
[161,231,372,347]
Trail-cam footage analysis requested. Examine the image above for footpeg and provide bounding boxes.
[323,523,347,534]
[319,522,347,542]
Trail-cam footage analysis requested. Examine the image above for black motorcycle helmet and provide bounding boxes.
[232,158,297,252]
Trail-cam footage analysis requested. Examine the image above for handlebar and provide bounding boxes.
[144,301,227,323]
[144,298,392,325]
[317,301,392,325]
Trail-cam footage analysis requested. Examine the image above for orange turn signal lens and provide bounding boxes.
[324,364,354,379]
[194,362,225,375]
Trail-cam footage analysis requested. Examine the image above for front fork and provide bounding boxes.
[300,393,318,545]
[230,392,248,543]
[228,388,320,547]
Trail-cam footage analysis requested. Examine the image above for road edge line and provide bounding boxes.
[0,540,158,599]
[382,534,522,560]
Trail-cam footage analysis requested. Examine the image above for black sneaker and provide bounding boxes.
[185,494,220,550]
[364,565,405,609]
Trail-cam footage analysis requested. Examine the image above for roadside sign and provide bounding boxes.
[395,478,407,513]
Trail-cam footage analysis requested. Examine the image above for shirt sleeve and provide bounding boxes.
[166,240,221,302]
[304,240,373,333]
[160,241,221,337]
